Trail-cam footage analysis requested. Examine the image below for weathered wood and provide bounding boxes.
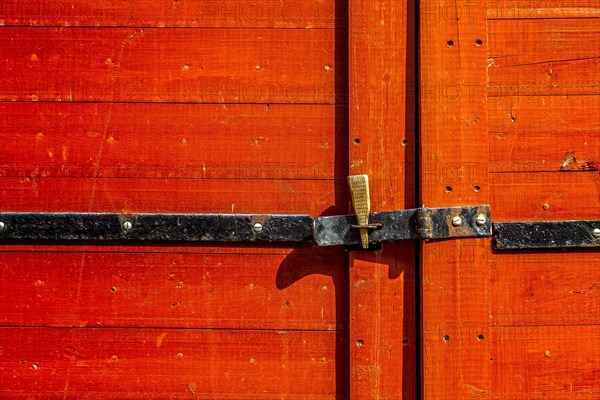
[488,19,600,96]
[0,28,345,104]
[0,327,347,399]
[0,177,346,215]
[0,103,347,180]
[490,252,600,325]
[488,96,599,172]
[0,0,350,396]
[420,0,492,397]
[348,0,417,397]
[490,325,600,397]
[487,0,600,19]
[490,172,600,220]
[0,251,347,330]
[0,0,345,28]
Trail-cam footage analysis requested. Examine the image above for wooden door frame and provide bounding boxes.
[348,0,418,398]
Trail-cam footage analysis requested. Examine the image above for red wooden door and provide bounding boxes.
[420,0,600,398]
[0,1,355,398]
[0,0,418,398]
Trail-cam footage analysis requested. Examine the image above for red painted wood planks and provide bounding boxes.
[0,28,345,104]
[0,0,345,29]
[0,327,347,399]
[0,103,347,180]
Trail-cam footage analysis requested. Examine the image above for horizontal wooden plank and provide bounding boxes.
[0,243,337,256]
[488,96,600,172]
[0,103,347,180]
[0,0,345,28]
[0,177,347,215]
[487,0,600,19]
[0,327,347,399]
[488,19,600,96]
[490,252,600,325]
[0,251,347,330]
[490,325,600,398]
[0,28,346,104]
[490,171,600,220]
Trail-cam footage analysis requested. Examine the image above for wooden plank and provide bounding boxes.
[488,19,600,96]
[0,28,345,104]
[490,252,600,326]
[348,0,417,398]
[420,0,492,397]
[490,171,600,220]
[0,0,345,28]
[0,177,346,215]
[0,251,347,330]
[488,96,600,172]
[490,325,600,398]
[0,103,347,180]
[487,0,600,19]
[0,327,347,399]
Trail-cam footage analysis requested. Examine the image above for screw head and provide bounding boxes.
[122,221,133,231]
[593,228,600,239]
[452,216,463,227]
[475,214,487,226]
[253,222,263,233]
[0,221,5,231]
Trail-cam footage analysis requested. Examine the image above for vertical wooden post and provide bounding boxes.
[348,0,417,398]
[420,0,491,397]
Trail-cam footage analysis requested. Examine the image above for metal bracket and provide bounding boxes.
[313,205,492,247]
[494,220,600,250]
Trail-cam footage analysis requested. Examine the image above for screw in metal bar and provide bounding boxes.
[593,228,600,239]
[253,222,263,233]
[475,214,487,226]
[452,216,463,227]
[0,221,5,231]
[122,221,133,232]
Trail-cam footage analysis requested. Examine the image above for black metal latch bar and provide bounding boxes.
[494,220,600,250]
[0,206,492,246]
[0,174,596,250]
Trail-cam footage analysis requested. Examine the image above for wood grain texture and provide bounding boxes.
[487,0,600,19]
[490,252,600,326]
[0,2,350,397]
[488,19,600,96]
[0,28,345,104]
[0,251,347,330]
[420,0,492,397]
[490,171,600,220]
[0,0,345,28]
[0,177,346,215]
[348,0,417,398]
[0,103,347,180]
[490,325,600,398]
[488,96,600,172]
[0,327,347,399]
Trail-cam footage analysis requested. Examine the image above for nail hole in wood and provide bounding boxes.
[447,40,454,47]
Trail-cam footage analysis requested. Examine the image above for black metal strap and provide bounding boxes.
[0,213,314,243]
[2,208,596,250]
[494,220,600,250]
[0,205,492,246]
